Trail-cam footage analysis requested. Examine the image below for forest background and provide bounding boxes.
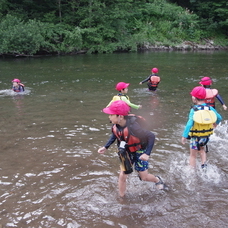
[0,0,227,56]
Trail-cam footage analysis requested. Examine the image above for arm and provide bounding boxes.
[104,133,117,149]
[182,109,194,139]
[216,94,227,110]
[98,133,117,154]
[20,86,25,92]
[121,96,141,109]
[139,75,151,84]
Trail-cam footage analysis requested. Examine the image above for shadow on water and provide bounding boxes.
[0,51,228,227]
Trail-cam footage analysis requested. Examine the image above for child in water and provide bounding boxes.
[12,79,25,92]
[98,100,168,197]
[181,86,222,170]
[107,82,142,110]
[139,67,160,92]
[199,76,227,110]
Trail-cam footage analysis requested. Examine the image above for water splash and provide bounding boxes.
[0,88,31,97]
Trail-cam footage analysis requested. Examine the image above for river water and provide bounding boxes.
[0,51,228,228]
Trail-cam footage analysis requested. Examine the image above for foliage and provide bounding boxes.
[0,0,227,55]
[170,0,228,36]
[0,15,83,55]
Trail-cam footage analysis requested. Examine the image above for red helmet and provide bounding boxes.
[12,78,21,83]
[115,82,130,91]
[190,86,206,99]
[199,77,212,86]
[103,100,130,116]
[151,68,158,73]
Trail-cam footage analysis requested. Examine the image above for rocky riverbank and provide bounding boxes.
[142,40,228,51]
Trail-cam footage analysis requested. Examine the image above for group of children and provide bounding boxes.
[10,73,225,197]
[98,69,226,197]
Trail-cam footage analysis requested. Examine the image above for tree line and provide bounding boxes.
[0,0,227,56]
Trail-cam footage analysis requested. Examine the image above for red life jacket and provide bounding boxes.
[112,123,142,153]
[149,75,160,87]
[204,89,218,107]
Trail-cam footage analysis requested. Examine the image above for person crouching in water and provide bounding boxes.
[98,100,167,197]
[199,76,227,110]
[12,79,25,92]
[181,86,222,170]
[139,67,160,92]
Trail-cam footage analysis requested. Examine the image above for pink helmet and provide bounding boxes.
[151,68,158,73]
[199,77,212,86]
[12,78,21,83]
[115,82,130,91]
[103,100,130,116]
[190,86,206,99]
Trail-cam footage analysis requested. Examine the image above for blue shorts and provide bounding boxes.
[130,150,149,172]
[190,137,209,150]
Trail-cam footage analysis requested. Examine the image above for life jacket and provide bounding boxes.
[189,105,217,137]
[149,75,160,87]
[204,89,218,108]
[110,94,130,102]
[112,115,146,152]
[12,83,25,92]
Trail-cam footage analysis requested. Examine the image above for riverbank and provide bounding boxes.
[141,40,228,51]
[1,40,227,58]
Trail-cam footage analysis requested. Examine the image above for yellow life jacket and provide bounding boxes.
[190,105,217,137]
[106,94,130,107]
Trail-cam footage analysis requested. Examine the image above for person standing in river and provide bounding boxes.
[199,76,227,110]
[106,82,142,110]
[181,86,222,170]
[139,67,160,92]
[98,100,168,197]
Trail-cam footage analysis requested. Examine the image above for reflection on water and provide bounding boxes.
[0,52,228,227]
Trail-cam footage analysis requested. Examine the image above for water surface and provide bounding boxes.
[0,51,228,227]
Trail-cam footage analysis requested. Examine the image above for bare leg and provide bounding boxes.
[138,169,158,182]
[139,170,167,190]
[118,171,128,197]
[199,146,206,165]
[189,148,198,168]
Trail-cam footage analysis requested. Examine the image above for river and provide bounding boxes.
[0,51,228,227]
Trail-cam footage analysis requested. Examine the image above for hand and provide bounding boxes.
[138,105,142,109]
[139,153,149,161]
[98,147,107,154]
[139,82,142,85]
[181,137,187,145]
[223,104,227,110]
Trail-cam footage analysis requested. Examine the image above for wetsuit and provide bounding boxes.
[140,74,160,91]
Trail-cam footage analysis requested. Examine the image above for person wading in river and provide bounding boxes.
[199,76,227,110]
[181,86,222,170]
[12,78,25,92]
[98,100,168,197]
[139,67,160,92]
[106,82,142,111]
